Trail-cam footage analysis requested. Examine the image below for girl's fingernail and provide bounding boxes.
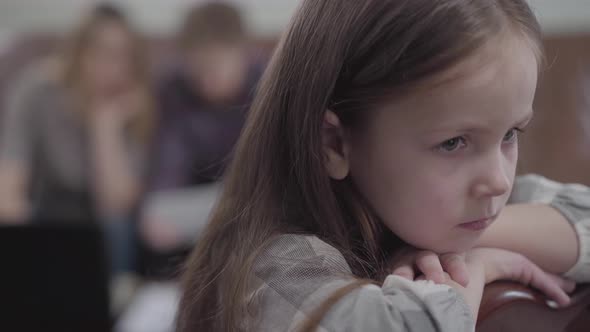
[545,300,559,309]
[546,296,571,309]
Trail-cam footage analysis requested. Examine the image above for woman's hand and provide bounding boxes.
[89,88,145,131]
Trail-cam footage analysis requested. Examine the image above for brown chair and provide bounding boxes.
[478,282,590,332]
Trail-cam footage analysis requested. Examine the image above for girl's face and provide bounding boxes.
[80,21,136,96]
[346,37,538,253]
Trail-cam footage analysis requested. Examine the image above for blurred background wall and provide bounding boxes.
[0,0,589,41]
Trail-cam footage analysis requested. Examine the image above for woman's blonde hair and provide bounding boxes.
[60,3,154,142]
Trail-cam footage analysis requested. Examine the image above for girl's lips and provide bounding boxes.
[459,216,495,231]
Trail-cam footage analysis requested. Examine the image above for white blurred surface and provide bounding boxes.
[115,282,180,332]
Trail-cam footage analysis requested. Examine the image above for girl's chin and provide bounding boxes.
[412,237,481,255]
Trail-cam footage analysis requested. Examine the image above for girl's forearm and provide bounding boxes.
[477,203,578,274]
[444,264,485,322]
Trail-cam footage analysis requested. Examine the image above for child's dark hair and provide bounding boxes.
[92,2,126,21]
[179,2,246,49]
[177,1,542,331]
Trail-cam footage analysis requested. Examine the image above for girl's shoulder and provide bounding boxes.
[247,234,474,332]
[254,234,352,277]
[247,234,354,331]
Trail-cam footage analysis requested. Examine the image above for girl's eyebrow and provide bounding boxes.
[424,109,534,136]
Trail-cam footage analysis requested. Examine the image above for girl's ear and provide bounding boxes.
[322,110,351,180]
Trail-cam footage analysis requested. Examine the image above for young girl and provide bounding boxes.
[177,1,590,331]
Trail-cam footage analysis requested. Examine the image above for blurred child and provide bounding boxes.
[141,2,264,252]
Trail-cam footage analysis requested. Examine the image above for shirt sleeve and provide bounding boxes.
[510,174,590,282]
[308,276,474,332]
[250,235,474,332]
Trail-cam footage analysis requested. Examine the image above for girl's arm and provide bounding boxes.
[477,174,590,281]
[312,247,570,331]
[478,203,578,274]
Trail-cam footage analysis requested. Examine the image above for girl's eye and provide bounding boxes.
[503,128,524,143]
[438,137,467,152]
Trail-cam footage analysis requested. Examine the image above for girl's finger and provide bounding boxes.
[547,274,576,294]
[389,248,417,280]
[441,253,469,287]
[391,265,415,280]
[415,251,445,284]
[552,275,576,294]
[522,260,571,308]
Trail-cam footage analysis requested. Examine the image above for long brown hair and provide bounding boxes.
[177,1,542,331]
[60,3,154,142]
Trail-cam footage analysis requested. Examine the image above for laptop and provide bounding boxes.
[0,222,111,332]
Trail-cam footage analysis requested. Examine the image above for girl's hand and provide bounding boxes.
[468,247,575,307]
[389,247,575,308]
[390,248,470,287]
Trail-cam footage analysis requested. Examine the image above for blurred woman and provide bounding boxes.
[0,4,154,274]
